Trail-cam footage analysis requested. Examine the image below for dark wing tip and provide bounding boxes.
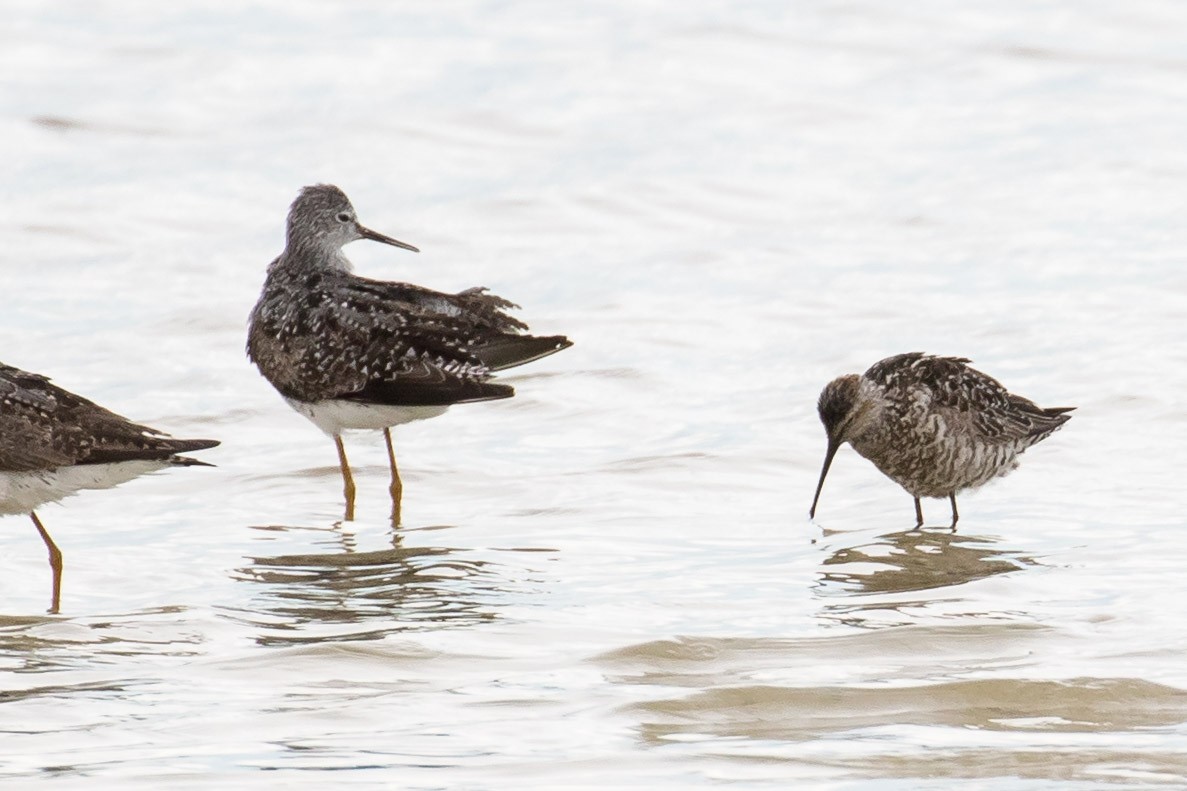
[474,334,572,372]
[171,456,217,468]
[174,438,220,452]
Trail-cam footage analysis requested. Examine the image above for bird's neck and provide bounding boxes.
[846,382,888,444]
[273,241,354,275]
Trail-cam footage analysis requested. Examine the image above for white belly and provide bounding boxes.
[284,397,450,435]
[0,460,170,515]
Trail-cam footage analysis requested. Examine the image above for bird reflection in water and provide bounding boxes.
[229,522,549,646]
[815,528,1037,602]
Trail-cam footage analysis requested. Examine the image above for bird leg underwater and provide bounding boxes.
[383,427,403,525]
[30,511,62,615]
[334,435,357,521]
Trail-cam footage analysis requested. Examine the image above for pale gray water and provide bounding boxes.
[3,1,1187,788]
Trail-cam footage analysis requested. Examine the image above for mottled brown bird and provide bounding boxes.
[247,185,570,521]
[810,353,1072,528]
[0,362,218,613]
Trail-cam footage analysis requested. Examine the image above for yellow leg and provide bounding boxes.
[30,512,62,615]
[384,428,403,524]
[334,435,356,521]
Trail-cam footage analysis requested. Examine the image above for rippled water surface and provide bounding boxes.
[4,1,1187,787]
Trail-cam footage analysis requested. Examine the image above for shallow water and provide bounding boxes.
[4,1,1187,787]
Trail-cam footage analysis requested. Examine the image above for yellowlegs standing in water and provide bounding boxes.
[0,362,218,613]
[809,352,1073,529]
[247,184,571,522]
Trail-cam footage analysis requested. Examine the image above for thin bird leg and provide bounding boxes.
[913,497,924,529]
[30,512,62,615]
[334,435,356,521]
[949,494,959,532]
[383,428,403,524]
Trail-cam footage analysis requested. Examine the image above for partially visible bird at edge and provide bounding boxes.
[809,352,1073,529]
[0,362,218,614]
[247,184,572,522]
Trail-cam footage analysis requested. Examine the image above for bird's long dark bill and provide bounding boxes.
[809,438,841,519]
[358,225,420,253]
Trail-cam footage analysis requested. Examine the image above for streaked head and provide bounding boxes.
[809,373,866,520]
[285,184,419,257]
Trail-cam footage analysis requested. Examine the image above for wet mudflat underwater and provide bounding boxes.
[5,1,1187,789]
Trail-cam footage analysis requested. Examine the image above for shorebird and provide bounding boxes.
[247,184,571,521]
[809,353,1073,528]
[0,362,218,613]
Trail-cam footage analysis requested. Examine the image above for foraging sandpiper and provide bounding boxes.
[810,352,1072,528]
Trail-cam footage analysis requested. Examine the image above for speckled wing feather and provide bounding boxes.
[453,287,529,333]
[0,366,77,470]
[248,270,535,404]
[0,363,218,471]
[865,352,1072,444]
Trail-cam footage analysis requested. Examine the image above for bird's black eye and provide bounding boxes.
[336,212,351,223]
